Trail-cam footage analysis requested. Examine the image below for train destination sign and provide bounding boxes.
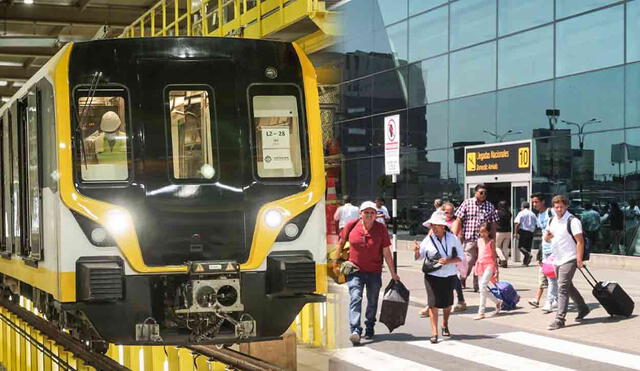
[465,141,531,176]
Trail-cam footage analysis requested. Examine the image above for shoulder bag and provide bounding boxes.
[422,234,455,274]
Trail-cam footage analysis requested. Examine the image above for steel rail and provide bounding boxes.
[0,296,129,371]
[187,345,284,371]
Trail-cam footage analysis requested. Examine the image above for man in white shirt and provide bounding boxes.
[544,195,590,330]
[514,201,538,266]
[375,197,390,225]
[334,195,359,233]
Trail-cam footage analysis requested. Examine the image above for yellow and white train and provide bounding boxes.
[0,37,326,351]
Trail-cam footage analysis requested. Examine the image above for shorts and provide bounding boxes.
[537,266,549,289]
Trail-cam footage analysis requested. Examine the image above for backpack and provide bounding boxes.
[552,215,590,261]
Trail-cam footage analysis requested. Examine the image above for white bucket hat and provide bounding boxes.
[100,111,122,133]
[422,210,448,228]
[359,201,377,212]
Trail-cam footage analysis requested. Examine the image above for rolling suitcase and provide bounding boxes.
[578,266,634,317]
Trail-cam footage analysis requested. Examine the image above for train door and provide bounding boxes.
[16,88,43,263]
[0,114,5,255]
[2,109,14,257]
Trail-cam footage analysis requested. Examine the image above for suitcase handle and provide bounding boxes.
[577,265,598,289]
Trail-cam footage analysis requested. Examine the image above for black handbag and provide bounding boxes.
[421,234,457,274]
[422,252,442,274]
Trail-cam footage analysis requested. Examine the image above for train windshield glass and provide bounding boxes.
[76,93,129,181]
[168,90,215,180]
[252,95,303,178]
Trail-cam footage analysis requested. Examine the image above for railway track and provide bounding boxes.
[0,295,283,371]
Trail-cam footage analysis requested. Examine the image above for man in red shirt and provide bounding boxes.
[336,201,400,345]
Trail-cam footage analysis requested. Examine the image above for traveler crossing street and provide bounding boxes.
[414,212,463,344]
[418,203,467,318]
[336,201,400,346]
[544,195,591,330]
[454,184,499,292]
[473,223,502,320]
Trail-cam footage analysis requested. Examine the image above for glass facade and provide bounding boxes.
[329,0,640,256]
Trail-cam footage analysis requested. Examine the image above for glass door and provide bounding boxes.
[511,182,530,262]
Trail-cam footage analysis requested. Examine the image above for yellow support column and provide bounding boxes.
[19,318,28,371]
[143,346,166,370]
[194,353,210,370]
[106,343,119,363]
[326,293,336,350]
[27,325,37,371]
[178,347,193,370]
[313,302,323,347]
[123,345,142,371]
[42,338,53,371]
[34,330,45,371]
[0,308,5,366]
[8,313,17,371]
[166,346,179,371]
[300,303,312,344]
[174,0,180,35]
[49,342,60,371]
[162,1,167,36]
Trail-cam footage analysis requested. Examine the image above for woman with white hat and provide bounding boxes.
[413,211,463,344]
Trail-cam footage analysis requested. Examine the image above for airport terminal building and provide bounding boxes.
[326,0,640,256]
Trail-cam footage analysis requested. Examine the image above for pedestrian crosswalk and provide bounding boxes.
[496,331,640,370]
[330,331,640,371]
[408,339,573,371]
[330,347,440,371]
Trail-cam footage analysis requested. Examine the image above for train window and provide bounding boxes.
[252,95,303,178]
[168,90,215,179]
[76,95,129,181]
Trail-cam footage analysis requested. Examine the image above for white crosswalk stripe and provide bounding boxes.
[496,331,640,370]
[407,340,575,371]
[330,346,440,371]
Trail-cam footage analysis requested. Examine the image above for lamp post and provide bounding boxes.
[561,118,601,150]
[546,109,560,130]
[482,129,524,142]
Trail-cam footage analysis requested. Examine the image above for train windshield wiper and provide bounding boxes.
[73,71,102,170]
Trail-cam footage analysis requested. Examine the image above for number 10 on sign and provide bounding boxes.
[384,114,400,175]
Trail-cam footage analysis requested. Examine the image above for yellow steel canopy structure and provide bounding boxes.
[119,0,340,55]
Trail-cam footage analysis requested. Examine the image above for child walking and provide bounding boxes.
[474,223,502,319]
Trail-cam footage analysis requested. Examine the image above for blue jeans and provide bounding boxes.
[347,272,382,335]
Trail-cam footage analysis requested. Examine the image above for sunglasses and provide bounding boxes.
[477,191,486,195]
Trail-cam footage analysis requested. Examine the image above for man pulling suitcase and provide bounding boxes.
[544,195,591,330]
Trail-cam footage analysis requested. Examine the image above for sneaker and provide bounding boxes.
[523,254,532,266]
[547,319,565,330]
[575,307,591,321]
[349,332,361,345]
[528,300,539,308]
[363,330,374,340]
[541,303,553,313]
[453,302,467,312]
[474,313,485,320]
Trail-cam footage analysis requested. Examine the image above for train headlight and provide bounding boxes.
[284,223,299,238]
[90,227,108,244]
[105,210,128,235]
[264,209,283,228]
